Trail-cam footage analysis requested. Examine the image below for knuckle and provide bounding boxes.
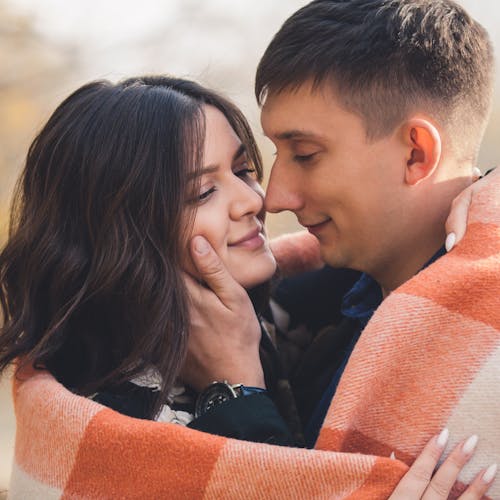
[409,464,432,485]
[428,478,451,498]
[445,453,466,471]
[202,260,223,278]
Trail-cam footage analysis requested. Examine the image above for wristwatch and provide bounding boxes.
[195,381,267,418]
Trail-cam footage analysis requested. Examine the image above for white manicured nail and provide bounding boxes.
[472,167,482,178]
[482,463,498,484]
[445,232,456,252]
[462,434,478,454]
[437,428,449,448]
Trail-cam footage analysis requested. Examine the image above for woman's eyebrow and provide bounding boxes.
[232,143,246,161]
[188,165,218,180]
[189,144,247,180]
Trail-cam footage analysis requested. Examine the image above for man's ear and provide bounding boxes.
[401,118,442,186]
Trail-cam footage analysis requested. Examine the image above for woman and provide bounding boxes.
[0,76,495,498]
[0,75,283,429]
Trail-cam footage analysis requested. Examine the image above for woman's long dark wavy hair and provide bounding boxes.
[0,75,263,418]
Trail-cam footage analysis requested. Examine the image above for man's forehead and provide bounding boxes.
[262,79,338,107]
[260,92,335,142]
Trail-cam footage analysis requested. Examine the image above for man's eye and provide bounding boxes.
[198,186,216,201]
[294,153,317,163]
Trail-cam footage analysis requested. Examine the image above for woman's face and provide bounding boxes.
[186,105,276,289]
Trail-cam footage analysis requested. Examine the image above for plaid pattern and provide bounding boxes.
[8,181,499,499]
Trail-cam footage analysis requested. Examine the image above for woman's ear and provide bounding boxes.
[401,118,442,186]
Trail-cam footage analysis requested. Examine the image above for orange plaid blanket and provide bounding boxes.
[8,180,499,499]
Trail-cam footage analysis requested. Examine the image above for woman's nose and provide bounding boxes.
[230,177,264,219]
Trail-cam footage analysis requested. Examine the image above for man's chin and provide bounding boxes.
[319,245,348,269]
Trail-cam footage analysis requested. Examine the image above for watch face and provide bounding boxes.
[195,382,237,417]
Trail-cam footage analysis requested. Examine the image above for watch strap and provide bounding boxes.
[233,384,268,397]
[195,381,267,418]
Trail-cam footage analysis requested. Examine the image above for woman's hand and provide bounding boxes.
[390,429,497,499]
[445,167,498,251]
[181,235,265,392]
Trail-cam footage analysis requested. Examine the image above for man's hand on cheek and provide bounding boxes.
[181,235,265,392]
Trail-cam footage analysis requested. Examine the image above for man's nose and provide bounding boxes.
[264,162,303,214]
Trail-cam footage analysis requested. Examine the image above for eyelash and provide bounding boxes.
[294,153,317,163]
[235,167,255,178]
[197,166,255,202]
[198,187,216,201]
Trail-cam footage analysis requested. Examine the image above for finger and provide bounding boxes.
[458,463,497,500]
[189,235,244,308]
[389,429,449,499]
[445,188,473,249]
[471,167,482,182]
[183,272,203,304]
[183,272,225,315]
[423,435,478,499]
[458,464,498,500]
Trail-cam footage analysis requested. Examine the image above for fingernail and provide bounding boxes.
[462,434,478,454]
[482,463,498,484]
[472,166,482,178]
[437,428,449,448]
[193,236,209,255]
[445,232,456,252]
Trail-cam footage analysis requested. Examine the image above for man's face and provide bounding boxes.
[261,82,407,275]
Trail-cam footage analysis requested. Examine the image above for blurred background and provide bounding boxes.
[1,0,499,494]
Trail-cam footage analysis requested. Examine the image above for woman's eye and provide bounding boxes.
[234,165,256,178]
[198,186,216,201]
[234,161,255,177]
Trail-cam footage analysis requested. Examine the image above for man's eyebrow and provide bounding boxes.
[274,130,321,141]
[188,144,247,180]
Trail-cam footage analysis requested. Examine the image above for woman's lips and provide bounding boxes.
[229,228,265,250]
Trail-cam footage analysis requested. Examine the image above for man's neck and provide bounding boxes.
[375,232,446,299]
[375,165,474,297]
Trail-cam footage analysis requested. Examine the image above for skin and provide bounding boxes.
[186,233,497,498]
[181,97,497,498]
[184,104,276,289]
[181,104,277,391]
[261,81,474,295]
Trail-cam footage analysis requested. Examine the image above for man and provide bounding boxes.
[185,0,499,495]
[254,0,495,446]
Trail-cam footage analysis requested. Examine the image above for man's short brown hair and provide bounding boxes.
[256,0,494,159]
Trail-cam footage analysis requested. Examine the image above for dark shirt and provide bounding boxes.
[304,273,382,446]
[92,384,296,446]
[90,324,300,447]
[304,246,447,446]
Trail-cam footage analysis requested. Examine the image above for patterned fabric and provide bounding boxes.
[8,180,500,499]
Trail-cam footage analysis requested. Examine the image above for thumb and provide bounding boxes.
[190,235,243,308]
